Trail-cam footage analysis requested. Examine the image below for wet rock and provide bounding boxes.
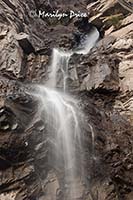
[0,0,133,200]
[41,171,60,200]
[0,107,18,132]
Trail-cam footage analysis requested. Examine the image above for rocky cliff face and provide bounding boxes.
[0,0,133,200]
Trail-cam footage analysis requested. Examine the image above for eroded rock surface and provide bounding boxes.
[0,0,133,200]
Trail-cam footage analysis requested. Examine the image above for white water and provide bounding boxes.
[37,86,80,199]
[35,27,99,199]
[46,27,99,89]
[75,27,99,55]
[46,49,72,89]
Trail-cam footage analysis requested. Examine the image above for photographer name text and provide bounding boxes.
[30,10,88,20]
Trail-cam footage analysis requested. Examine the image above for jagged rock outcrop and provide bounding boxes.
[88,0,132,31]
[0,0,133,200]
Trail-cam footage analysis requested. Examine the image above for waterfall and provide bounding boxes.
[46,49,72,90]
[34,27,99,199]
[75,27,99,55]
[37,86,81,199]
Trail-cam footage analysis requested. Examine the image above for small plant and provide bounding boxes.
[101,13,123,29]
[109,14,122,28]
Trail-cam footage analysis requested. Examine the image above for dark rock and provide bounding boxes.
[0,107,18,132]
[0,0,133,199]
[16,32,35,54]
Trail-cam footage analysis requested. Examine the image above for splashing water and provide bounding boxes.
[75,27,99,55]
[34,27,99,199]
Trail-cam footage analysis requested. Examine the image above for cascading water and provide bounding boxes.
[46,49,72,90]
[75,27,99,55]
[34,27,99,200]
[37,86,82,199]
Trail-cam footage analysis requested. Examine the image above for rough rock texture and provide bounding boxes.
[0,0,133,200]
